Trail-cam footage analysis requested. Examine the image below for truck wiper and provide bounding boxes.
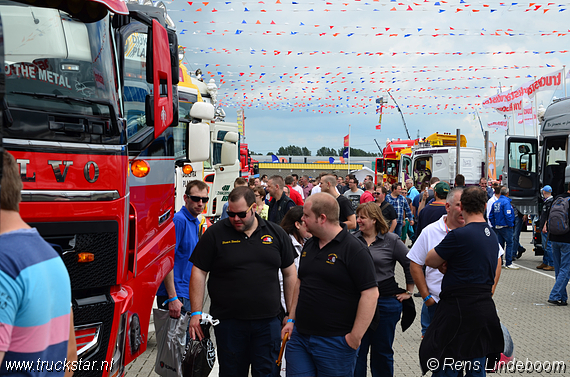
[11,91,119,131]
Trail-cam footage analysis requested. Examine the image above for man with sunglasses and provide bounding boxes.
[156,180,209,322]
[189,186,297,377]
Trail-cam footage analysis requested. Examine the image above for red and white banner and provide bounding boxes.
[517,104,536,125]
[488,120,508,130]
[524,69,564,99]
[482,86,527,110]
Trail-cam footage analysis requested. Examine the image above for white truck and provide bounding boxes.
[175,65,240,218]
[401,133,485,187]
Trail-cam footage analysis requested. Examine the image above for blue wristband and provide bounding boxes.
[423,295,432,303]
[286,319,295,323]
[163,296,178,305]
[191,311,203,317]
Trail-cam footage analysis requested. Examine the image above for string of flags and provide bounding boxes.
[187,47,570,56]
[177,0,569,13]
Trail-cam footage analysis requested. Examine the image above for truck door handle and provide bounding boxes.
[158,208,171,226]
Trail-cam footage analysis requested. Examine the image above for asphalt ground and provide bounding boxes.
[125,230,570,376]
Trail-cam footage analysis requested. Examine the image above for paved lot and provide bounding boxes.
[125,231,570,376]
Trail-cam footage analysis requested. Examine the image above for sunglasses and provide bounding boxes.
[227,203,255,219]
[374,192,382,195]
[189,195,209,203]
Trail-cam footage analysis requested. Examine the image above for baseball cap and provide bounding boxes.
[541,185,552,193]
[434,181,450,197]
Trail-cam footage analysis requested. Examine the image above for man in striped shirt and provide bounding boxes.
[0,151,76,377]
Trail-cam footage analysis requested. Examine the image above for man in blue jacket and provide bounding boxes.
[489,186,518,269]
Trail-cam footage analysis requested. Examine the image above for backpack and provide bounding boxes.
[548,196,570,235]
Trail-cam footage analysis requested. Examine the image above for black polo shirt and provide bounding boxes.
[190,214,296,320]
[295,227,377,337]
[337,195,355,223]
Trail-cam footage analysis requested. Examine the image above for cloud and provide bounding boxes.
[168,0,569,154]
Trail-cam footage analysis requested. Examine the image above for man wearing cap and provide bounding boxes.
[415,182,449,238]
[538,185,555,271]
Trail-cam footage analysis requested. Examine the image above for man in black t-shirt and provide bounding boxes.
[421,187,504,376]
[282,193,378,377]
[321,175,356,230]
[188,186,297,377]
[375,186,397,232]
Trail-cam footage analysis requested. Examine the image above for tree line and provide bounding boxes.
[251,145,380,157]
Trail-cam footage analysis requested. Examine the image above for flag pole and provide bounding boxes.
[348,124,351,174]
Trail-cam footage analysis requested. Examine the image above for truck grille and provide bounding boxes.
[73,294,115,377]
[31,221,119,289]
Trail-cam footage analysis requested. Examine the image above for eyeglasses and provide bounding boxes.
[189,196,209,203]
[374,192,382,196]
[227,203,255,218]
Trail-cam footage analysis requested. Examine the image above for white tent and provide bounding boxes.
[350,167,375,184]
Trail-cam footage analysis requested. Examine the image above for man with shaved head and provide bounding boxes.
[282,193,378,376]
[320,174,356,230]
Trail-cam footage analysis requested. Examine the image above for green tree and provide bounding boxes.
[278,145,304,156]
[316,147,338,156]
[337,147,380,157]
[301,147,312,156]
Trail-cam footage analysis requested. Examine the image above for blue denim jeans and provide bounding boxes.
[432,357,487,377]
[495,227,514,266]
[214,317,281,377]
[394,223,403,238]
[354,297,402,377]
[285,327,359,377]
[541,232,554,267]
[548,242,570,302]
[513,215,525,254]
[420,301,438,336]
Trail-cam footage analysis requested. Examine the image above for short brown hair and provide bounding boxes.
[228,186,255,206]
[185,180,209,195]
[234,177,247,187]
[307,193,339,224]
[253,185,266,198]
[1,152,23,212]
[356,202,389,235]
[364,181,374,190]
[269,175,285,187]
[460,186,487,215]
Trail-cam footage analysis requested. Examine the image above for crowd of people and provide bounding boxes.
[3,146,568,377]
[161,168,554,377]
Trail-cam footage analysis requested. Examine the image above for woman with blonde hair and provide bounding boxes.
[353,202,415,377]
[253,185,269,220]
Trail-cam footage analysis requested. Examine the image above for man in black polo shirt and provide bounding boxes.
[320,174,356,230]
[188,186,297,377]
[282,193,378,376]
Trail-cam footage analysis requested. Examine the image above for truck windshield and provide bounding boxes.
[3,3,118,118]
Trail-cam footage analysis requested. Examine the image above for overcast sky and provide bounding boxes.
[165,0,570,157]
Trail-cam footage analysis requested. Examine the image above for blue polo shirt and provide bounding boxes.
[157,206,200,299]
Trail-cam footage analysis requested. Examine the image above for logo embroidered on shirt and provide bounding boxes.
[222,240,241,245]
[485,228,491,237]
[326,253,338,265]
[261,235,274,244]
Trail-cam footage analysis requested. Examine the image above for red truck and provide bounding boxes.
[2,0,211,375]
